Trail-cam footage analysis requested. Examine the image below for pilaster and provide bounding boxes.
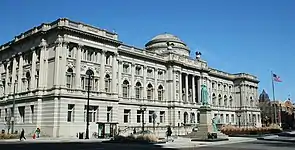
[99,50,106,92]
[17,53,23,93]
[118,60,122,97]
[111,53,117,94]
[30,48,37,90]
[143,65,147,99]
[38,39,47,89]
[154,68,158,101]
[4,61,9,96]
[75,45,82,89]
[130,62,135,98]
[11,56,17,94]
[60,40,68,88]
[53,35,63,87]
[197,76,201,104]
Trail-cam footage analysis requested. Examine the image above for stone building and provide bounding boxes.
[0,18,261,138]
[259,90,294,129]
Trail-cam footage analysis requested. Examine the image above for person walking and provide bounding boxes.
[20,128,26,141]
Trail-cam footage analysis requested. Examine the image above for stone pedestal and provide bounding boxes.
[186,105,228,141]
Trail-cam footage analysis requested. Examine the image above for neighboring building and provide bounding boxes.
[259,90,294,129]
[0,18,261,138]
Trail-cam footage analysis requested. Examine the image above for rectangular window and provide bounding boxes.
[81,77,85,90]
[30,105,34,123]
[18,106,25,123]
[124,109,130,123]
[94,79,99,91]
[231,114,234,124]
[123,64,129,73]
[149,111,154,123]
[84,105,98,122]
[158,71,163,79]
[160,111,165,123]
[137,110,141,123]
[147,69,153,78]
[67,104,75,122]
[226,114,229,123]
[135,66,141,75]
[107,107,113,122]
[178,111,180,119]
[220,114,224,123]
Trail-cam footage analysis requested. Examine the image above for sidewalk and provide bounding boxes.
[156,137,258,149]
[0,137,110,144]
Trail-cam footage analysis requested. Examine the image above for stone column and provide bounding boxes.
[36,98,42,128]
[75,45,82,89]
[118,60,122,97]
[11,56,17,94]
[172,69,176,102]
[0,62,3,97]
[111,53,117,93]
[185,74,189,103]
[53,35,62,87]
[192,75,196,104]
[179,72,182,102]
[130,63,135,98]
[154,68,158,101]
[38,39,47,89]
[17,53,23,93]
[99,50,106,92]
[143,65,147,99]
[30,49,37,90]
[197,76,201,103]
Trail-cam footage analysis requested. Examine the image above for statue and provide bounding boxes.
[201,84,209,106]
[212,117,218,132]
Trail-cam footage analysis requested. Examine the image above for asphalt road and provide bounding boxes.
[1,140,295,150]
[187,141,295,150]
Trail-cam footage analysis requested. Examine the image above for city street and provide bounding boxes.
[1,140,295,150]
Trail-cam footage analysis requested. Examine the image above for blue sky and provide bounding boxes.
[1,0,294,102]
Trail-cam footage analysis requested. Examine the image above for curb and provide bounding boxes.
[257,138,295,143]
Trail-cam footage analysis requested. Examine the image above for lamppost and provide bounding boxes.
[11,80,17,134]
[140,105,146,132]
[85,69,94,139]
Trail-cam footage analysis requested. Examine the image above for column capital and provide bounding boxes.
[102,49,107,54]
[55,35,63,46]
[39,39,47,47]
[17,52,23,56]
[30,46,36,52]
[113,52,119,56]
[78,43,84,49]
[131,62,135,66]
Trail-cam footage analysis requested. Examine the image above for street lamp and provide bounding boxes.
[85,69,94,139]
[139,105,146,132]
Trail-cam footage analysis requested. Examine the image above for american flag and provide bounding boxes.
[273,73,282,82]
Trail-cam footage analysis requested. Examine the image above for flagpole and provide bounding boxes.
[271,71,277,125]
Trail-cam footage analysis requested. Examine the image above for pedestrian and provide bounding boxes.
[166,126,174,142]
[20,128,26,141]
[35,128,41,138]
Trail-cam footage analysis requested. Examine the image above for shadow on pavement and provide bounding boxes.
[0,142,178,150]
[252,141,295,148]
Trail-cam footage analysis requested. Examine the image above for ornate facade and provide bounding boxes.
[0,18,261,138]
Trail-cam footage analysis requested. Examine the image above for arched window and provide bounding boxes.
[184,112,189,124]
[135,82,142,99]
[157,85,164,101]
[218,94,222,106]
[212,93,216,106]
[26,72,31,91]
[105,74,111,92]
[122,80,129,98]
[229,96,233,107]
[250,97,253,107]
[66,68,74,88]
[147,83,153,100]
[190,113,195,123]
[224,95,227,107]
